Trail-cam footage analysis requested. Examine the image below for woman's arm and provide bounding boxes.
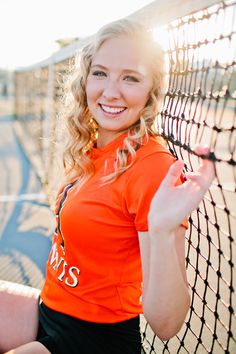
[139,226,190,341]
[139,146,215,340]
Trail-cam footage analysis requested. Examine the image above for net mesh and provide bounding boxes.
[141,1,236,353]
[14,1,236,353]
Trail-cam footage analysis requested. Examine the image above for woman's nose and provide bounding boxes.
[102,79,121,100]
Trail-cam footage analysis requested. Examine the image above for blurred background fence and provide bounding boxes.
[13,0,236,353]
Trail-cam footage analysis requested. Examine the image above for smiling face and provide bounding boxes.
[86,35,153,147]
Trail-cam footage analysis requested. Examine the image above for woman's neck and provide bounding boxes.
[96,129,127,148]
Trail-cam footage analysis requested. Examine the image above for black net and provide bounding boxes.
[141,1,236,353]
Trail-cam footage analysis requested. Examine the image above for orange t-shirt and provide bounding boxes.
[41,133,188,323]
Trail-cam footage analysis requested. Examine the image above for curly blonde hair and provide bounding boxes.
[62,18,166,187]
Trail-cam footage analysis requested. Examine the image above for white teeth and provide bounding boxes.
[100,105,126,114]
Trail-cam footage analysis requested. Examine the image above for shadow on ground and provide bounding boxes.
[0,116,54,289]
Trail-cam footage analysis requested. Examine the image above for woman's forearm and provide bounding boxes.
[142,230,190,340]
[141,147,215,340]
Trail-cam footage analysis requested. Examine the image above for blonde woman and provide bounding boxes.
[0,19,215,354]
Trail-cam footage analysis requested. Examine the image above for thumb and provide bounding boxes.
[161,160,185,187]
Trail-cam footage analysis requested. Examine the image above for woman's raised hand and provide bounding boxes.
[148,146,215,234]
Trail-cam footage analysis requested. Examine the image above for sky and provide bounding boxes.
[0,0,153,69]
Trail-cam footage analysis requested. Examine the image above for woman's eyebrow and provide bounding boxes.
[122,69,143,76]
[90,64,143,75]
[90,64,107,70]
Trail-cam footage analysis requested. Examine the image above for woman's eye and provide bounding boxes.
[91,70,106,77]
[123,75,139,82]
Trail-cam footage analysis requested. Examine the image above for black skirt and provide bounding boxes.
[37,302,142,354]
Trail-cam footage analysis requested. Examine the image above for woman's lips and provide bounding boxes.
[99,104,127,114]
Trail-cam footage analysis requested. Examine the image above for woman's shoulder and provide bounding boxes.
[124,135,175,180]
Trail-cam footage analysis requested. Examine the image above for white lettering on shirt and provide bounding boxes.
[48,242,80,288]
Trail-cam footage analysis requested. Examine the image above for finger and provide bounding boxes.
[184,171,201,180]
[199,159,216,182]
[161,160,185,187]
[194,145,216,180]
[194,145,210,156]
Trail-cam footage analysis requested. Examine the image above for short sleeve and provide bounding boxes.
[123,151,188,232]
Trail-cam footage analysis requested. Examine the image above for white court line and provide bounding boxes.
[0,193,46,202]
